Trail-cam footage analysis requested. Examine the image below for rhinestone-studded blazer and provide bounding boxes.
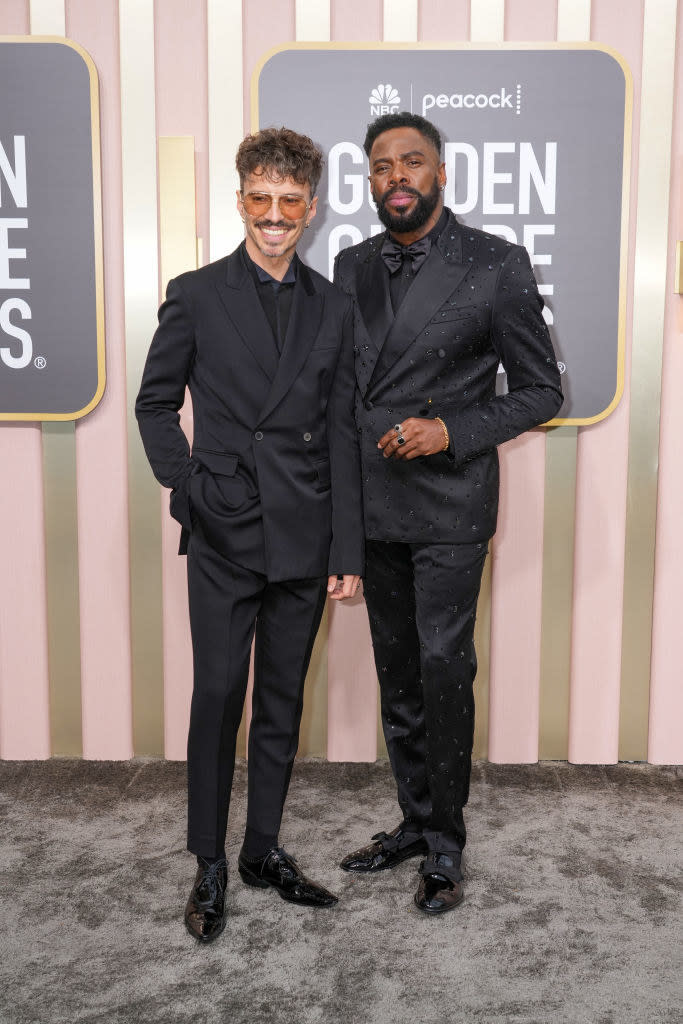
[334,211,563,544]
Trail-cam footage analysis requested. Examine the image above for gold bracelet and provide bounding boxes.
[434,416,450,452]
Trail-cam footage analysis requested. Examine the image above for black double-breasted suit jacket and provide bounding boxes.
[333,211,563,543]
[136,244,364,581]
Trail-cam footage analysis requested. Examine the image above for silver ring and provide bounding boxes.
[393,423,402,432]
[397,434,406,445]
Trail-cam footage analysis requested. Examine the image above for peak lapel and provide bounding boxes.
[258,262,323,423]
[368,220,470,390]
[213,247,280,381]
[354,241,393,395]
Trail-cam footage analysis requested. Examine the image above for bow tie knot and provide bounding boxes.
[381,236,431,275]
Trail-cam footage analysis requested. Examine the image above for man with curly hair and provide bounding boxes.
[136,127,363,942]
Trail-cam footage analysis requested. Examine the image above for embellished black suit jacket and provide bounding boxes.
[136,244,364,581]
[333,211,563,544]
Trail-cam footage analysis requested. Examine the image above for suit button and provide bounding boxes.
[364,400,373,410]
[438,348,446,358]
[303,432,312,442]
[254,431,264,441]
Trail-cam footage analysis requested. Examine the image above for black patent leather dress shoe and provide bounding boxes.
[414,853,464,914]
[238,847,338,907]
[184,858,228,943]
[340,825,428,873]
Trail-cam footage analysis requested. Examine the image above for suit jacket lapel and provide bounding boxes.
[356,240,393,352]
[353,238,393,395]
[214,246,280,381]
[368,215,471,390]
[259,260,323,423]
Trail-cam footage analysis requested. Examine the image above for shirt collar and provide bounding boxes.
[385,205,449,248]
[242,243,297,286]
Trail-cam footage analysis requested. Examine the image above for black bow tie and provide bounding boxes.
[381,235,431,275]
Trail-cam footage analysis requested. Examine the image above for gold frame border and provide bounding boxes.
[0,36,105,422]
[252,41,633,429]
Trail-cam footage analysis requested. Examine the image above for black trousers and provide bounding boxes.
[363,539,488,853]
[185,530,327,858]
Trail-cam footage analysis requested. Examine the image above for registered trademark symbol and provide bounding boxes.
[557,361,566,374]
[34,356,46,369]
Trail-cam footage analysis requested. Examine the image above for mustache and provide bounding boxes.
[379,185,422,204]
[254,218,296,230]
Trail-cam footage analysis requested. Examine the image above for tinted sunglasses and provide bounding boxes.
[241,191,310,220]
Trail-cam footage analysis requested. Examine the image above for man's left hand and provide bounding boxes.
[327,575,362,600]
[378,418,447,460]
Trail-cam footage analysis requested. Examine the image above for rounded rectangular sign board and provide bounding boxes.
[256,44,632,425]
[0,37,104,420]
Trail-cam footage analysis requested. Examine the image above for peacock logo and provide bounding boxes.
[369,84,401,115]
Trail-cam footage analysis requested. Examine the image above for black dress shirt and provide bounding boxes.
[242,245,297,351]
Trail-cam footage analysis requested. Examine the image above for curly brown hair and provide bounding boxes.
[235,127,324,195]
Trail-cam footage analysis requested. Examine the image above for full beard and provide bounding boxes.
[374,179,442,234]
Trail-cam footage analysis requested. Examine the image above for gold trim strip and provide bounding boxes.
[158,137,198,284]
[538,427,577,759]
[43,422,82,756]
[119,0,164,756]
[31,6,82,757]
[158,135,198,760]
[619,0,677,760]
[299,606,329,758]
[536,0,588,761]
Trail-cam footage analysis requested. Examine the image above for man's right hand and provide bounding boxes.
[378,418,448,460]
[327,575,361,600]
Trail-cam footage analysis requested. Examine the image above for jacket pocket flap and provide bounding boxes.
[193,449,238,476]
[430,304,479,324]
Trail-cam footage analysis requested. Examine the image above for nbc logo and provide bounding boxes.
[369,84,401,115]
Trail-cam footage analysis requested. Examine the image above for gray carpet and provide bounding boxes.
[0,760,680,1024]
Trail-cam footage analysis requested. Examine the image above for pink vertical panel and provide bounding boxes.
[154,0,210,252]
[488,433,547,762]
[0,0,29,33]
[244,0,295,132]
[0,1,49,758]
[0,427,51,758]
[331,0,382,40]
[419,0,469,39]
[568,0,642,764]
[505,0,556,40]
[327,594,378,761]
[154,0,209,758]
[649,2,683,765]
[484,1,554,764]
[66,0,134,759]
